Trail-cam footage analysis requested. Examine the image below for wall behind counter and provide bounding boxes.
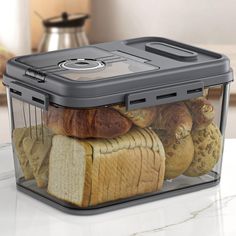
[89,0,236,45]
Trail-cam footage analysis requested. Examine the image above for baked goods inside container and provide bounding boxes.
[10,85,224,208]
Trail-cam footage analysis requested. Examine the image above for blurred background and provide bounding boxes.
[0,0,236,143]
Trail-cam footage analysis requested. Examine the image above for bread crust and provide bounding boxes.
[80,142,93,207]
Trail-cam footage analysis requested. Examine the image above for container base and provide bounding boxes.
[16,172,220,215]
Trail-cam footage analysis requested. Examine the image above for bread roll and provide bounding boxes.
[184,123,222,177]
[44,106,132,139]
[158,133,194,179]
[186,97,215,130]
[112,105,157,128]
[153,102,193,142]
[47,128,165,207]
[13,128,34,180]
[23,127,52,188]
[13,126,53,187]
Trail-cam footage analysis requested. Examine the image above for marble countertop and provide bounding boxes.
[0,140,236,236]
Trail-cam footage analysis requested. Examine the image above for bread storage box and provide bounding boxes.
[3,37,233,214]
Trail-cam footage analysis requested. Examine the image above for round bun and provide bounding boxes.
[186,97,215,131]
[160,134,194,180]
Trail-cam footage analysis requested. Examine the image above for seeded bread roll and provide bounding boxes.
[185,97,215,130]
[153,102,193,143]
[158,133,194,180]
[112,105,157,128]
[45,106,132,139]
[47,128,165,207]
[184,123,222,177]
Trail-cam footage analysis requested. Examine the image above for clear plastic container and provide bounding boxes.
[4,37,233,214]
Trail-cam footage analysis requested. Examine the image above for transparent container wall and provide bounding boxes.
[9,84,227,209]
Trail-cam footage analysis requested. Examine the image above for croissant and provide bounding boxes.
[44,106,132,139]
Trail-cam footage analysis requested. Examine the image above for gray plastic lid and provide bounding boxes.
[3,37,233,110]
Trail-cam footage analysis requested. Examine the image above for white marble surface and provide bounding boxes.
[0,140,236,236]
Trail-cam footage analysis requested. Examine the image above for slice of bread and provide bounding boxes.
[48,135,92,207]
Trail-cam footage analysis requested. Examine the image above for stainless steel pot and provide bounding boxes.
[38,12,89,52]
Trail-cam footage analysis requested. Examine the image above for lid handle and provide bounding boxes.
[145,42,198,62]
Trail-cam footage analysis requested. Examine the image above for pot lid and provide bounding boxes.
[43,12,89,28]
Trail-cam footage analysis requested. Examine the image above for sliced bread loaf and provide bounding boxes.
[47,128,165,207]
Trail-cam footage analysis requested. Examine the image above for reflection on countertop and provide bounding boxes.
[1,140,236,236]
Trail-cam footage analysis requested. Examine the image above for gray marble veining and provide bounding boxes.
[0,143,11,150]
[131,195,236,235]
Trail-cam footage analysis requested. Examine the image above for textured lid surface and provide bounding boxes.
[3,37,233,109]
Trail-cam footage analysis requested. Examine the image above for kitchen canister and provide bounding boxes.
[3,37,233,214]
